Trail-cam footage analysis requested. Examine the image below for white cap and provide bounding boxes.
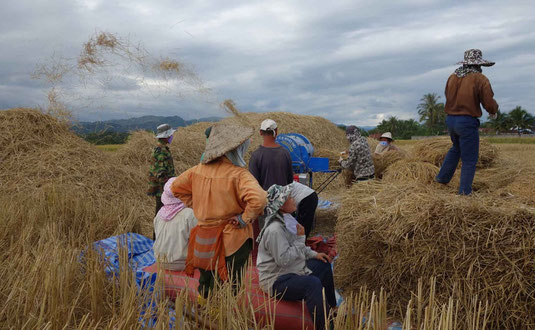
[380,132,393,140]
[260,119,277,131]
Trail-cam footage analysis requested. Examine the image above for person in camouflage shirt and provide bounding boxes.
[148,124,176,216]
[340,125,375,182]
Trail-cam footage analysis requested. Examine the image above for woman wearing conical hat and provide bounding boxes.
[171,123,267,299]
[435,49,499,195]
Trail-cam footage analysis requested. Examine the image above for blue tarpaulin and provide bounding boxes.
[85,233,177,328]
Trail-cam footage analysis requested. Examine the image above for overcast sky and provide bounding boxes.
[1,0,534,125]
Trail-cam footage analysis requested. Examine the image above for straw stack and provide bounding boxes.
[336,177,535,328]
[411,138,498,168]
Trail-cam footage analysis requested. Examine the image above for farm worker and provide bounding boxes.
[256,184,336,330]
[249,119,294,190]
[289,182,318,238]
[199,126,212,163]
[147,123,176,239]
[171,123,267,300]
[153,177,197,271]
[339,125,375,183]
[374,132,399,155]
[435,49,499,195]
[249,118,293,239]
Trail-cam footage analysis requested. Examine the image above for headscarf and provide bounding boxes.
[225,139,250,167]
[156,177,186,221]
[346,126,361,144]
[256,183,294,243]
[454,65,482,78]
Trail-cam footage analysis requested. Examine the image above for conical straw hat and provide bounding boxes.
[201,123,254,164]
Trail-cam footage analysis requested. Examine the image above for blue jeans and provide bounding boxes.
[436,115,480,195]
[272,259,336,330]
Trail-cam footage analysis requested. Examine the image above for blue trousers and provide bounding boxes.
[272,259,336,330]
[436,115,480,195]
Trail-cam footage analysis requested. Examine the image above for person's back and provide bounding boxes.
[249,119,293,190]
[444,72,498,117]
[249,145,293,190]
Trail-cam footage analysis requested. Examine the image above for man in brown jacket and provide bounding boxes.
[435,49,499,195]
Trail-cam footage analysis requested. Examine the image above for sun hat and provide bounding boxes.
[380,132,393,140]
[260,119,277,131]
[201,123,254,164]
[155,124,176,139]
[456,49,495,67]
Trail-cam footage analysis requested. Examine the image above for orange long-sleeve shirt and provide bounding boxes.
[171,156,267,256]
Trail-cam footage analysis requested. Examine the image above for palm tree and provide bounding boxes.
[417,93,446,134]
[508,106,535,135]
[487,111,511,134]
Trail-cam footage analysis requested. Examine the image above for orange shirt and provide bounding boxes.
[171,156,267,256]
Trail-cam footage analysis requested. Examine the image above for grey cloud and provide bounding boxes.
[0,0,534,125]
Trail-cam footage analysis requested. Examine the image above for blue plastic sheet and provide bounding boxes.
[84,233,177,328]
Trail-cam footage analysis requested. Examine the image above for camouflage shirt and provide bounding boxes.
[147,143,175,197]
[340,131,375,179]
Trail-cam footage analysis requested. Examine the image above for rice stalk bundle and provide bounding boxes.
[372,151,407,178]
[411,138,497,168]
[336,180,535,328]
[382,160,439,184]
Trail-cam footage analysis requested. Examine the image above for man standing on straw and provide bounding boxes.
[147,124,176,216]
[435,49,499,195]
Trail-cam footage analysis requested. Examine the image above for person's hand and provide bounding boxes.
[296,224,305,236]
[490,112,498,120]
[229,216,242,228]
[315,252,331,263]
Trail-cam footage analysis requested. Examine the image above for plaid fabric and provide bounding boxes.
[92,233,156,275]
[86,233,179,327]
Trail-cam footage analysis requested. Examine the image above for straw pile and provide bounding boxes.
[0,107,150,224]
[381,160,439,184]
[411,137,498,168]
[372,151,407,178]
[117,111,348,173]
[336,176,535,328]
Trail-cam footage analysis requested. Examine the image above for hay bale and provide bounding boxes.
[382,160,439,184]
[336,180,535,328]
[372,151,406,178]
[411,137,497,168]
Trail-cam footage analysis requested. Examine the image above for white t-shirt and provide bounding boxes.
[290,182,315,205]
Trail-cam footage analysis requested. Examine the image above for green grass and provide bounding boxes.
[395,137,535,145]
[484,136,535,144]
[96,144,123,152]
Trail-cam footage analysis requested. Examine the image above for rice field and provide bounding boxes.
[1,107,534,329]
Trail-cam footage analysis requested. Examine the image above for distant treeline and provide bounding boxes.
[81,131,130,145]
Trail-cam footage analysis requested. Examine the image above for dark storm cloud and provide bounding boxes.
[0,0,534,124]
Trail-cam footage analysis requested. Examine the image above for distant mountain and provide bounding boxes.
[359,126,376,132]
[73,115,222,134]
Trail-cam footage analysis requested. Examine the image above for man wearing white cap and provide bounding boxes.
[249,119,293,190]
[147,124,176,219]
[374,132,399,155]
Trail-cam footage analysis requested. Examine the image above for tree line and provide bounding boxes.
[367,93,533,139]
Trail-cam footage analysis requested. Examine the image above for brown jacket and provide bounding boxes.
[171,156,267,256]
[444,73,499,117]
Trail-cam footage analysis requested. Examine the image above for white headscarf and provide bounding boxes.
[225,139,250,167]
